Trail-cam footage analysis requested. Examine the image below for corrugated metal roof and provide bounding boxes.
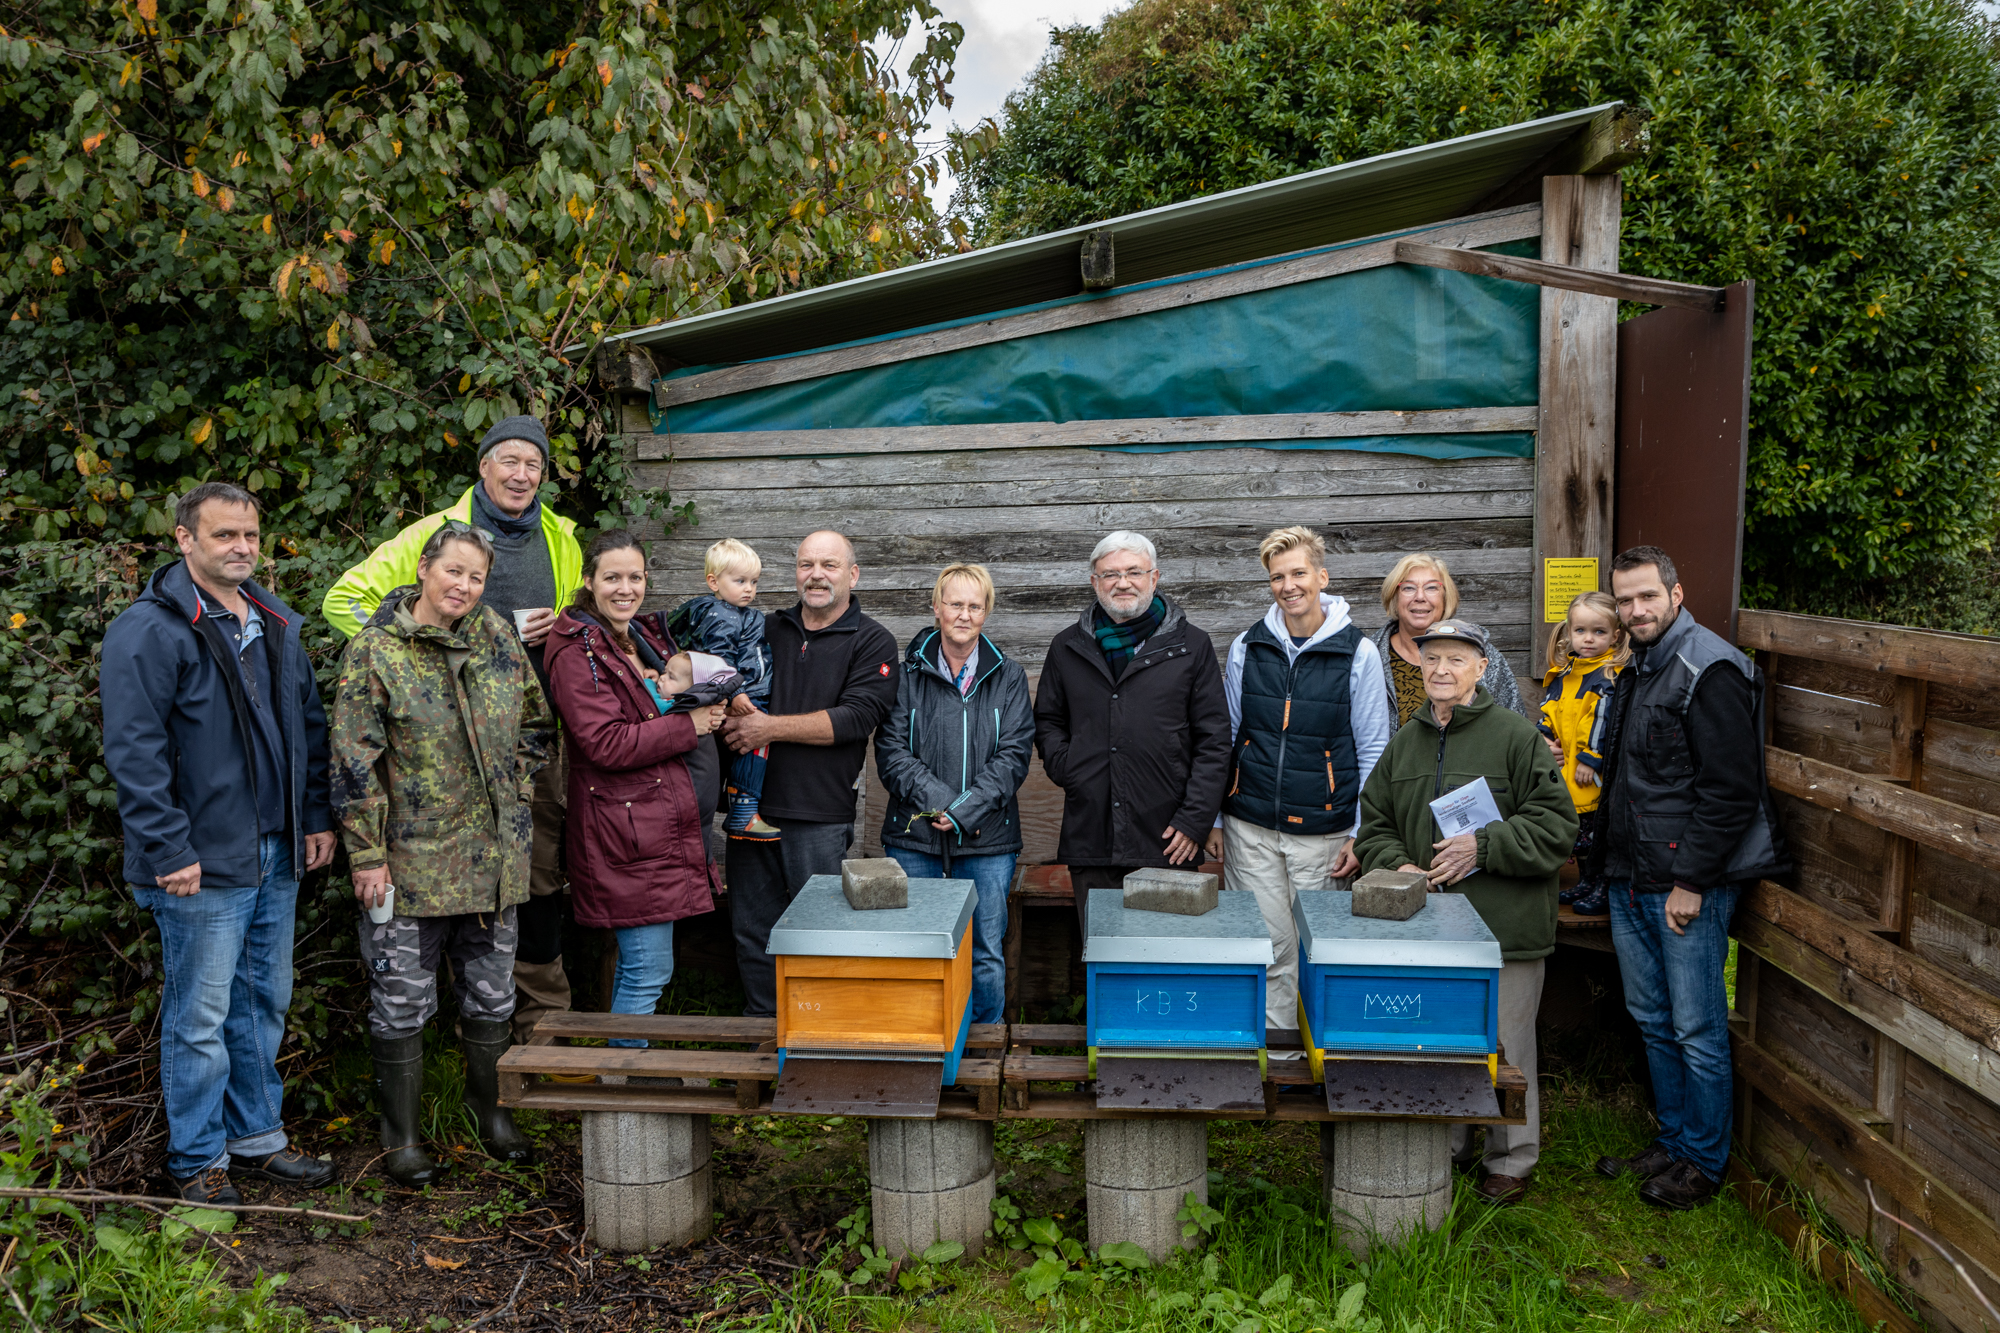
[615,102,1621,369]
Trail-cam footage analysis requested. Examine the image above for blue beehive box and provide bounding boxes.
[1083,888,1274,1067]
[1292,890,1502,1083]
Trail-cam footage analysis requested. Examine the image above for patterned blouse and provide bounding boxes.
[1390,654,1429,727]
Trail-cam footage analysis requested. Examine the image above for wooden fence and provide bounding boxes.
[1734,609,2000,1333]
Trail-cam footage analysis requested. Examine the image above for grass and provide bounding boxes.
[731,1086,1879,1333]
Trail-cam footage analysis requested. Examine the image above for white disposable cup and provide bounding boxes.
[366,884,396,925]
[513,608,537,637]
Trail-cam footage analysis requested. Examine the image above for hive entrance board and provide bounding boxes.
[770,1056,943,1117]
[1094,1055,1265,1112]
[1322,1058,1500,1118]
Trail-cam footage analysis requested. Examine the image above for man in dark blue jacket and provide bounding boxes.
[102,482,337,1205]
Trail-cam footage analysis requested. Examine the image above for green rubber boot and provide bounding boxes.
[460,1019,535,1167]
[371,1035,442,1187]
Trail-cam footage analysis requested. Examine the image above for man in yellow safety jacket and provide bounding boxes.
[323,416,583,1044]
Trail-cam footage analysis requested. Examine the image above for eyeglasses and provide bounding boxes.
[937,601,987,616]
[1091,567,1155,585]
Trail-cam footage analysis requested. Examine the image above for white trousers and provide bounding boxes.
[1452,956,1545,1178]
[1220,814,1345,1039]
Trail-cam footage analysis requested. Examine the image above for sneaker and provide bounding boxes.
[230,1146,337,1189]
[1596,1142,1674,1180]
[170,1167,243,1207]
[744,817,781,835]
[1639,1159,1720,1210]
[1570,881,1609,916]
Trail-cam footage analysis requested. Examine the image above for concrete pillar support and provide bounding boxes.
[869,1119,996,1258]
[1084,1118,1207,1262]
[581,1111,712,1252]
[1320,1119,1452,1256]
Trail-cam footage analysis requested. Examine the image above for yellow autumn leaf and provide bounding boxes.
[82,131,107,155]
[378,237,396,264]
[444,431,459,448]
[598,60,614,85]
[231,150,247,169]
[866,224,883,243]
[191,169,210,198]
[325,322,340,351]
[273,257,298,297]
[260,214,273,235]
[391,139,402,158]
[458,373,471,393]
[421,1253,464,1271]
[119,59,137,88]
[136,0,157,19]
[215,186,234,211]
[8,613,25,630]
[191,417,213,445]
[50,256,64,275]
[175,228,186,251]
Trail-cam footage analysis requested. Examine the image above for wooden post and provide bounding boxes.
[1880,675,1928,942]
[1535,174,1621,633]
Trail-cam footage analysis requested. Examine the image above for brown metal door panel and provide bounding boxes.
[1613,280,1754,642]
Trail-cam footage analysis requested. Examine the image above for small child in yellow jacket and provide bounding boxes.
[1539,590,1629,916]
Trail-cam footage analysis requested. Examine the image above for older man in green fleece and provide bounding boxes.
[1354,618,1578,1208]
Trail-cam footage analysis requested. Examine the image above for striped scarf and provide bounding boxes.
[1092,596,1166,678]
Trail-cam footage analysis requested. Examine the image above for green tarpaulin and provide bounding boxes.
[657,237,1539,461]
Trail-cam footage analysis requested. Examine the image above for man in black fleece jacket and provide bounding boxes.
[1590,546,1788,1211]
[720,530,898,1015]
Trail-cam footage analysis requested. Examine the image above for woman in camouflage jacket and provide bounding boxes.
[330,521,553,1185]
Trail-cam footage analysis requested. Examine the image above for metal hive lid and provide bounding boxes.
[1082,889,1275,966]
[1292,889,1502,969]
[766,876,977,959]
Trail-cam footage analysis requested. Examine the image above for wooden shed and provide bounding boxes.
[603,101,1749,863]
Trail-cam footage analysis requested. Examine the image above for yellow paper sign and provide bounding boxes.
[1543,558,1600,622]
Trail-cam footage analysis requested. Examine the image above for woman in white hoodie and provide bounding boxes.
[1201,526,1392,1040]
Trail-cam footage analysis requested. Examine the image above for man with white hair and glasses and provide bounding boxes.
[1033,531,1232,935]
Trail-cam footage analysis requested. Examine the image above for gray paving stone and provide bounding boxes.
[869,1118,993,1193]
[1083,1120,1207,1262]
[872,1169,996,1258]
[581,1109,710,1186]
[581,1111,712,1252]
[842,858,909,910]
[1351,869,1430,921]
[1082,1117,1208,1189]
[1320,1118,1452,1256]
[1122,867,1219,916]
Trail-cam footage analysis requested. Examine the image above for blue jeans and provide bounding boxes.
[1608,880,1740,1178]
[884,847,1013,1026]
[133,834,297,1179]
[608,921,675,1049]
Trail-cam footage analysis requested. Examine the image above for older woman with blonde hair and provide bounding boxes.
[1370,552,1525,731]
[874,563,1035,1024]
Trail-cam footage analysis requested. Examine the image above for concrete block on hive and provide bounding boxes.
[1351,869,1429,921]
[841,858,909,910]
[1122,867,1219,917]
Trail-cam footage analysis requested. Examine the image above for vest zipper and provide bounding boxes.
[1434,715,1450,798]
[1272,657,1297,828]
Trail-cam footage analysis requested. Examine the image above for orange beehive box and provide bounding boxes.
[767,877,978,1077]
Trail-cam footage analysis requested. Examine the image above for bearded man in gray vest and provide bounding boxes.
[1205,526,1391,1040]
[1590,545,1788,1211]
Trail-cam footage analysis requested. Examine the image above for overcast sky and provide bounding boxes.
[881,0,1125,207]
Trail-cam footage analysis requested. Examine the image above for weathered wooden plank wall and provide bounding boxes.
[1733,609,2000,1333]
[628,445,1537,861]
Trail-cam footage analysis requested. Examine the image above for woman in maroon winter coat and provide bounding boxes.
[544,531,725,1047]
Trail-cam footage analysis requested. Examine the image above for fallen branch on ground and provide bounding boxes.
[0,1186,370,1222]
